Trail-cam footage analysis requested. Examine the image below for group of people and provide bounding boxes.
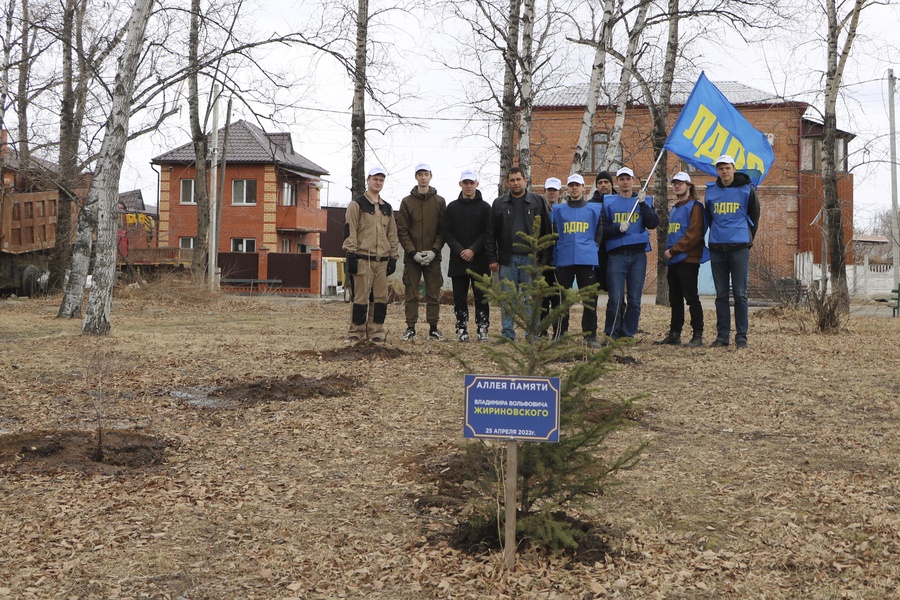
[342,155,759,349]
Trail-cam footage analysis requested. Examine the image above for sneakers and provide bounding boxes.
[428,327,445,341]
[585,336,602,349]
[476,325,490,342]
[736,340,748,349]
[401,327,417,342]
[710,339,729,348]
[343,336,360,345]
[456,327,470,342]
[653,332,682,345]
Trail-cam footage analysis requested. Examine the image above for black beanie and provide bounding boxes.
[596,171,613,185]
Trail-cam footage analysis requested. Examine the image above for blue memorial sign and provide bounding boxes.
[464,375,560,442]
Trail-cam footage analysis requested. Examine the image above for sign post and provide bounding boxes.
[463,375,561,570]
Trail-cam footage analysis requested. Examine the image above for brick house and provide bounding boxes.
[151,120,329,294]
[528,81,854,293]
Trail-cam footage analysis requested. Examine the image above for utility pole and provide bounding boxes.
[208,86,220,291]
[888,69,899,289]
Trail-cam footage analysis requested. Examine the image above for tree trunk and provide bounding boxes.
[188,0,209,278]
[821,0,863,308]
[570,0,615,176]
[14,0,28,163]
[51,0,78,292]
[606,1,648,171]
[653,0,679,306]
[497,0,520,193]
[1,0,14,150]
[515,0,534,181]
[80,0,155,335]
[350,0,367,200]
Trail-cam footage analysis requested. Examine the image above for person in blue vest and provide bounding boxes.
[706,154,760,349]
[552,173,603,347]
[600,167,660,340]
[654,172,709,347]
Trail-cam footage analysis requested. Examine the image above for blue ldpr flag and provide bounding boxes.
[663,72,775,185]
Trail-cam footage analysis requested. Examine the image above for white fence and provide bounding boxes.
[795,252,897,298]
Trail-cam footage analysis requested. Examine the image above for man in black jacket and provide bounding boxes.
[442,169,492,342]
[486,167,552,341]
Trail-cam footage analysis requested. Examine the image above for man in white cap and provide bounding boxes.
[442,169,492,341]
[397,162,447,341]
[343,166,399,344]
[550,173,603,346]
[599,166,659,340]
[539,177,563,338]
[655,172,708,347]
[543,178,562,206]
[705,155,760,349]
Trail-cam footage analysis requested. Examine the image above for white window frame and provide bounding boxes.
[231,238,256,253]
[281,239,290,253]
[180,179,196,204]
[179,236,196,249]
[232,179,257,205]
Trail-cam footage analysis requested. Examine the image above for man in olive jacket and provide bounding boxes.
[397,163,446,341]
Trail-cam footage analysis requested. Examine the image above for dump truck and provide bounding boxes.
[0,188,58,296]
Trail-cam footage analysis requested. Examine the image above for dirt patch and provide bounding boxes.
[0,429,168,474]
[172,374,360,407]
[295,343,406,361]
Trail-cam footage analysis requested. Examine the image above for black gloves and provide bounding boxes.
[386,258,397,276]
[346,253,358,275]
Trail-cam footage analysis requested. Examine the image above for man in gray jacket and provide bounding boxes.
[397,163,446,341]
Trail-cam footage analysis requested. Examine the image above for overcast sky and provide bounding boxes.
[117,0,900,231]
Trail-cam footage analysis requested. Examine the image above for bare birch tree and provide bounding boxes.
[81,0,155,335]
[820,0,868,308]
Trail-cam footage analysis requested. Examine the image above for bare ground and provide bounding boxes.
[0,288,898,599]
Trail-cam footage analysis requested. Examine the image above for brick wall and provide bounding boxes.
[528,102,852,288]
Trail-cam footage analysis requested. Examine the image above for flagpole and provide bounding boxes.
[620,150,666,229]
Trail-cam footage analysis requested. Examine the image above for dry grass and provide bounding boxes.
[0,285,898,599]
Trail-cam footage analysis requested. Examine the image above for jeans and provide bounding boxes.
[605,252,647,339]
[498,254,533,340]
[710,247,750,343]
[451,273,489,330]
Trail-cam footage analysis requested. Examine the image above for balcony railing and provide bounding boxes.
[276,205,327,232]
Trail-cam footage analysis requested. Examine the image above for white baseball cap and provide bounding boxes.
[368,166,387,177]
[459,169,479,182]
[616,167,635,178]
[544,177,562,190]
[414,162,432,173]
[671,171,692,183]
[715,155,735,165]
[566,174,585,186]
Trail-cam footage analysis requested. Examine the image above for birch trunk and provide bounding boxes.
[652,0,679,306]
[80,0,155,335]
[821,0,862,308]
[14,0,28,163]
[606,1,649,172]
[1,0,13,141]
[350,0,367,199]
[498,0,520,193]
[515,0,534,181]
[570,0,615,176]
[188,0,209,278]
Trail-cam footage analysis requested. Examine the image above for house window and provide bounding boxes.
[591,132,609,173]
[179,237,196,249]
[232,179,257,205]
[231,238,256,252]
[281,182,296,206]
[281,239,290,253]
[180,179,195,204]
[802,137,848,173]
[298,244,308,254]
